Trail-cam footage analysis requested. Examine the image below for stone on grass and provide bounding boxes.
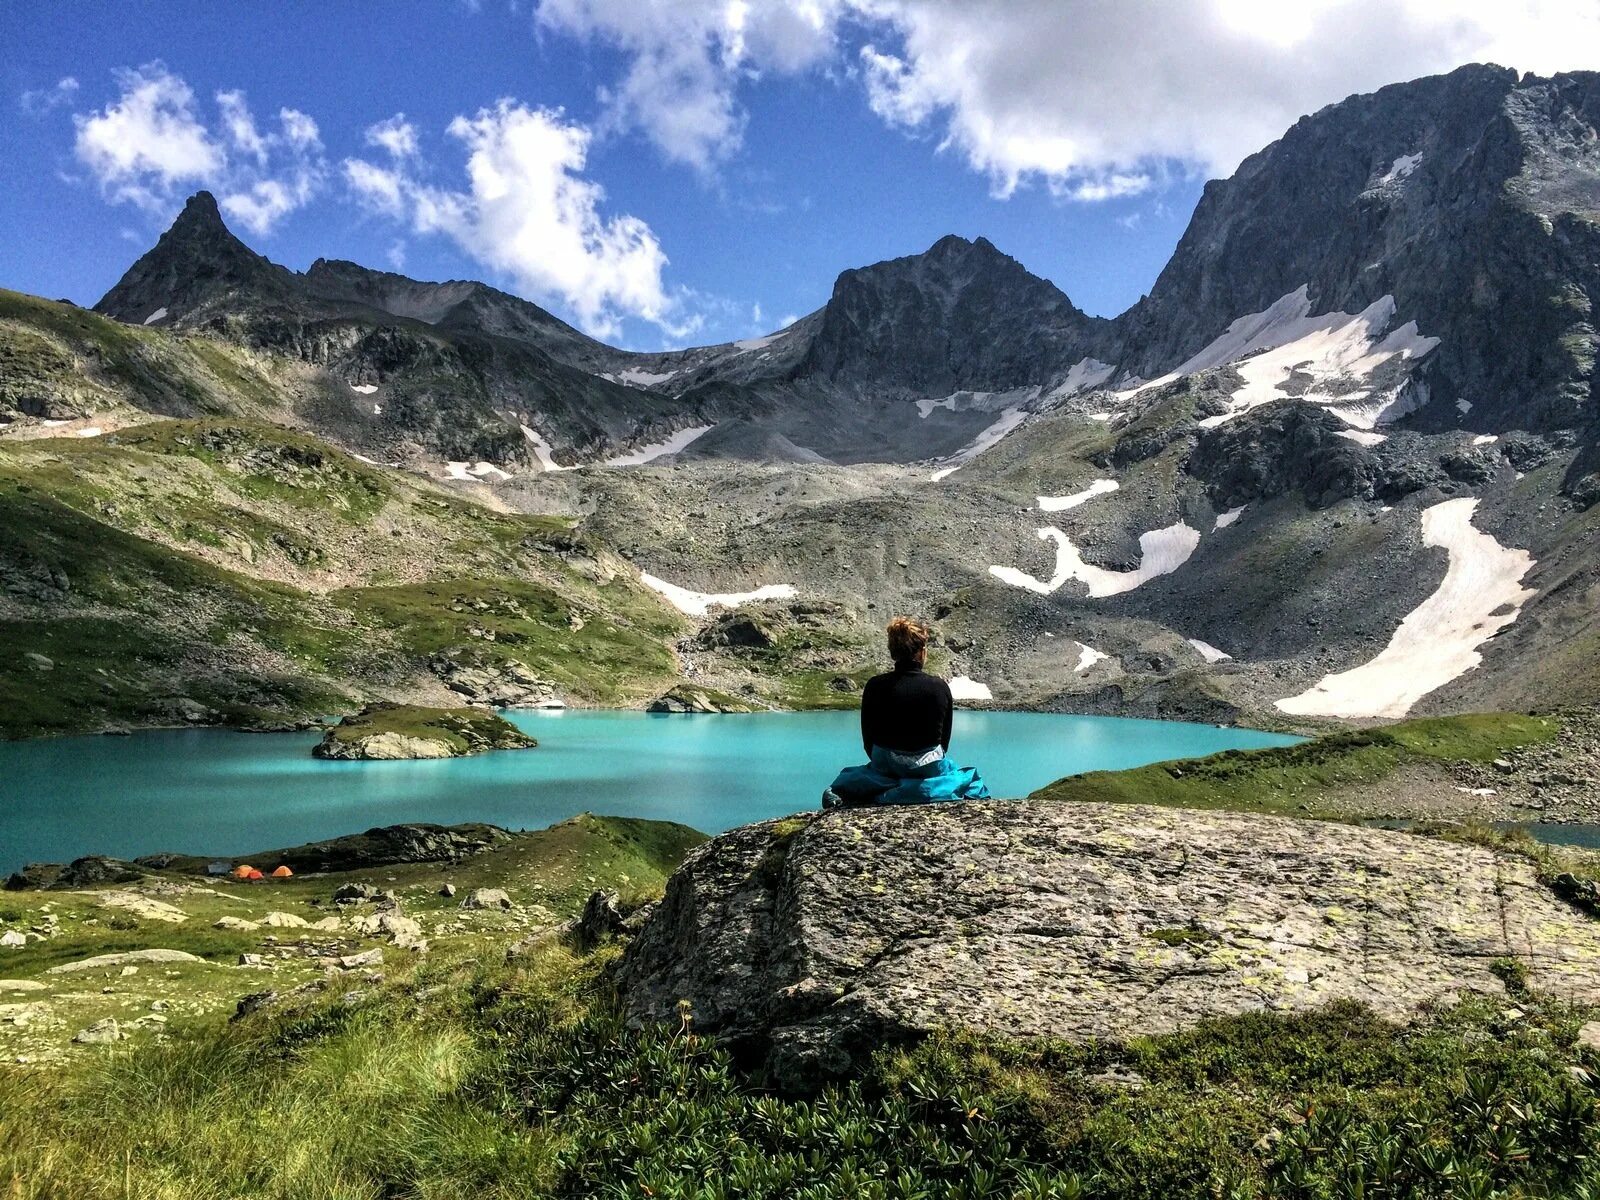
[461,888,513,911]
[47,949,204,974]
[73,1018,124,1044]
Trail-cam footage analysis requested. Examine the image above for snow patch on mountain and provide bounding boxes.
[928,395,1036,480]
[640,573,798,617]
[734,332,787,352]
[1336,429,1388,446]
[446,461,510,482]
[349,383,378,395]
[1378,152,1422,185]
[1275,498,1535,719]
[1052,357,1116,398]
[990,522,1201,598]
[605,368,679,388]
[604,425,715,466]
[1074,642,1110,672]
[142,307,167,325]
[1214,505,1246,529]
[521,424,577,473]
[948,676,993,702]
[1178,289,1439,430]
[1188,638,1232,663]
[1038,479,1119,512]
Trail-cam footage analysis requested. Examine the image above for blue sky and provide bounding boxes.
[3,2,1595,350]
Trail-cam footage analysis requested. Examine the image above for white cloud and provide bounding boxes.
[74,64,223,209]
[72,64,324,232]
[345,102,689,339]
[534,0,843,170]
[536,0,1600,195]
[365,113,419,159]
[20,76,79,116]
[343,157,408,217]
[217,89,269,163]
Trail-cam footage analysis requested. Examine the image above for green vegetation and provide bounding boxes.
[0,289,281,421]
[0,418,686,736]
[1031,712,1557,816]
[316,702,537,758]
[7,909,1599,1197]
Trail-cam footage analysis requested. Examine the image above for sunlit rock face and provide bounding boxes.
[616,801,1600,1091]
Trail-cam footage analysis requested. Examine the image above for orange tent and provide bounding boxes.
[243,868,265,881]
[270,865,293,878]
[231,864,256,879]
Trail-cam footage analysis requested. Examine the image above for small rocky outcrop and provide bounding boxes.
[564,889,626,950]
[647,685,755,714]
[434,657,564,709]
[313,703,536,760]
[615,802,1600,1093]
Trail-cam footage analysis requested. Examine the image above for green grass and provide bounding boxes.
[1030,712,1557,816]
[7,932,1599,1198]
[336,577,680,705]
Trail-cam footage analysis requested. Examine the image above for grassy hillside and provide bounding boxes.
[1030,713,1557,816]
[0,289,287,423]
[0,419,685,737]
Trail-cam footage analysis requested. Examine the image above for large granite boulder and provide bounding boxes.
[615,801,1600,1092]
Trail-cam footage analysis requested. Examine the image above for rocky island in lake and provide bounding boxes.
[312,703,537,761]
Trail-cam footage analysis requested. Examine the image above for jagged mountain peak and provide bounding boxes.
[797,233,1107,393]
[95,190,288,326]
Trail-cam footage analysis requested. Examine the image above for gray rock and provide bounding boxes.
[73,1018,124,1044]
[337,948,384,970]
[232,990,278,1021]
[460,888,513,911]
[439,883,456,898]
[565,890,625,950]
[616,802,1600,1092]
[48,949,204,975]
[23,652,53,671]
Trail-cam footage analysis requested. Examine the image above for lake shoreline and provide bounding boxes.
[1,710,1302,872]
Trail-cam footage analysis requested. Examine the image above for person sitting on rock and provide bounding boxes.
[822,616,991,808]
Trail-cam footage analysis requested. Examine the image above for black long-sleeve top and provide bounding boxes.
[860,664,953,756]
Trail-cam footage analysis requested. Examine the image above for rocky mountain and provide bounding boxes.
[8,62,1600,734]
[1114,64,1600,442]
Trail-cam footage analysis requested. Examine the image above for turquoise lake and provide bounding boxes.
[0,710,1303,871]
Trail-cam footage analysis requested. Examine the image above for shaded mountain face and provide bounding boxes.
[795,235,1110,395]
[1115,64,1600,436]
[94,196,695,466]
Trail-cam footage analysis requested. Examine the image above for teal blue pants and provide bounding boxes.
[827,745,991,807]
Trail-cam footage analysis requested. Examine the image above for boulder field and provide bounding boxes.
[616,801,1600,1091]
